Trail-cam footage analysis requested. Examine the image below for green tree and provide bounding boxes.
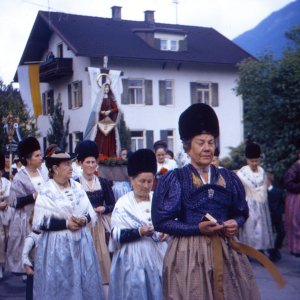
[118,111,131,152]
[234,26,300,186]
[47,101,70,150]
[0,81,37,151]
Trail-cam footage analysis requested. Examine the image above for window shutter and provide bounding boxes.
[159,80,166,105]
[154,38,161,50]
[121,79,129,104]
[49,90,54,114]
[78,132,83,142]
[68,84,72,109]
[78,81,83,107]
[69,133,73,153]
[211,83,219,107]
[179,38,187,51]
[190,82,198,104]
[145,80,153,105]
[160,130,168,142]
[146,130,154,149]
[42,93,46,115]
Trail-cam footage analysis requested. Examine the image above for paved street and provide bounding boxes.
[0,246,299,300]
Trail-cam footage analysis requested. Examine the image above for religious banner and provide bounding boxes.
[17,64,42,117]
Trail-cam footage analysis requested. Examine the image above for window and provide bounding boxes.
[190,82,219,107]
[131,131,145,151]
[160,39,178,51]
[128,79,143,104]
[57,43,63,58]
[121,79,153,105]
[167,130,175,152]
[69,132,83,153]
[159,80,174,105]
[68,81,83,109]
[42,89,54,115]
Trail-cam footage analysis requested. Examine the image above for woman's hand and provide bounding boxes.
[95,206,105,214]
[0,201,7,211]
[158,232,169,241]
[198,221,224,236]
[139,225,154,237]
[223,219,238,238]
[24,264,34,275]
[67,217,85,231]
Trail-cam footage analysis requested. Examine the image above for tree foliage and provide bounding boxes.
[0,81,37,151]
[232,26,300,186]
[47,101,70,150]
[118,110,131,152]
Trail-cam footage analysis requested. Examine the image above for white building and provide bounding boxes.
[16,7,253,159]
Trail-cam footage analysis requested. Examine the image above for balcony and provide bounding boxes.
[39,58,73,82]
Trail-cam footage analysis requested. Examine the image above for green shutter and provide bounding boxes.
[211,83,219,107]
[68,84,72,109]
[121,79,129,104]
[78,81,83,107]
[145,80,153,105]
[146,130,154,149]
[179,38,187,51]
[154,38,161,50]
[159,80,166,105]
[190,82,198,104]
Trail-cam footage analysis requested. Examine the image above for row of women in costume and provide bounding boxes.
[1,103,298,299]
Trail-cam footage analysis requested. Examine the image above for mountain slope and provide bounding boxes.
[233,0,300,59]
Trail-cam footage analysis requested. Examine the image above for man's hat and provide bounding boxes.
[179,103,219,140]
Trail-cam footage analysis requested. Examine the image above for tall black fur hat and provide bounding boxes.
[179,103,219,140]
[75,140,99,162]
[18,137,40,161]
[127,149,157,177]
[245,142,261,159]
[0,152,5,170]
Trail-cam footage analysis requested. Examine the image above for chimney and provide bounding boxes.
[111,6,122,20]
[144,10,155,24]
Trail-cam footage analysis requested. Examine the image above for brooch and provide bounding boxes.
[208,188,214,199]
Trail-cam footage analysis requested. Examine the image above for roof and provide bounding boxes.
[18,10,254,69]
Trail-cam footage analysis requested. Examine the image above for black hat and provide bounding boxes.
[245,142,261,159]
[45,148,76,171]
[0,152,5,170]
[18,137,40,161]
[75,140,99,162]
[179,103,219,140]
[127,149,157,177]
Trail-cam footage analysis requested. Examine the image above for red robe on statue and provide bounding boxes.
[95,97,119,157]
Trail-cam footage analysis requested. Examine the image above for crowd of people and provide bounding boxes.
[0,103,299,300]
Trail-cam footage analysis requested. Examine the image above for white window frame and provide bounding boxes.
[70,81,82,109]
[167,130,175,152]
[160,39,178,51]
[131,130,145,151]
[165,80,174,105]
[128,79,144,105]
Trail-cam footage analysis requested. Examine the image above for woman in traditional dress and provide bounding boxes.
[95,83,119,157]
[0,152,11,279]
[237,142,274,252]
[109,149,168,300]
[6,137,47,275]
[152,103,260,300]
[32,147,103,300]
[283,141,300,257]
[75,140,115,297]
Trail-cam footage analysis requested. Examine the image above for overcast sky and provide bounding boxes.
[0,0,295,84]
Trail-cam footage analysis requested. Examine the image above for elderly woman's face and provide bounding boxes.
[131,172,154,198]
[27,150,43,169]
[187,134,215,169]
[53,160,73,180]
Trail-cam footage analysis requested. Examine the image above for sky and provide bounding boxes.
[0,0,296,85]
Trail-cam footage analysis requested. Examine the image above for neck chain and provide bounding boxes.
[80,175,97,192]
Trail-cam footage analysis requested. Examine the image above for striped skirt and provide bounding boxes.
[163,235,260,300]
